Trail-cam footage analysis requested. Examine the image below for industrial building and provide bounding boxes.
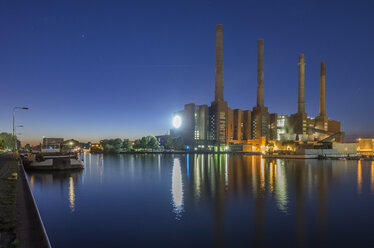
[171,25,342,151]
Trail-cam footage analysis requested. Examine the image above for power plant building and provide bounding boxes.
[171,25,342,151]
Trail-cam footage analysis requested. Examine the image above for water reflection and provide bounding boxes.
[184,156,292,213]
[27,154,374,248]
[171,158,184,219]
[358,160,362,194]
[275,161,288,213]
[68,177,75,212]
[371,161,374,193]
[28,170,82,212]
[27,156,371,219]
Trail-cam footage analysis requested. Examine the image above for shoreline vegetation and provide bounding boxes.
[86,136,186,154]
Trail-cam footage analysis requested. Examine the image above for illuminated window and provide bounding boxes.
[277,119,285,127]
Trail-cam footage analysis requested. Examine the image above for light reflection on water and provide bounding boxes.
[68,176,75,212]
[358,160,362,194]
[275,161,288,213]
[27,154,374,248]
[171,158,184,218]
[371,161,374,193]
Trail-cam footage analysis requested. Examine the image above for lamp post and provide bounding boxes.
[13,107,29,152]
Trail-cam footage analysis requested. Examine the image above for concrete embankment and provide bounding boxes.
[0,154,51,248]
[17,158,51,248]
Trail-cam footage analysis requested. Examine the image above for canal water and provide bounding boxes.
[28,154,374,248]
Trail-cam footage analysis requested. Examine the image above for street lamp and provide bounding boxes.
[13,107,29,152]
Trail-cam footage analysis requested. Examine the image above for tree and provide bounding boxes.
[100,139,123,153]
[147,136,160,150]
[166,136,184,150]
[0,132,19,150]
[24,144,31,151]
[140,137,148,149]
[122,139,132,151]
[132,136,160,151]
[133,139,142,150]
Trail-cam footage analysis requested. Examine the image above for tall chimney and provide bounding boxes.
[257,39,264,107]
[298,54,305,113]
[319,61,326,116]
[215,24,224,102]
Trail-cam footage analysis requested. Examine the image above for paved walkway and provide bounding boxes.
[0,154,18,247]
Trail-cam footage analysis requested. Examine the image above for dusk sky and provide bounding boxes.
[0,0,373,144]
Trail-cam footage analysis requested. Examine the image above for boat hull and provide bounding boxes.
[24,156,84,171]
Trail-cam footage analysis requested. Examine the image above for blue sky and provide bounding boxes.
[0,0,373,144]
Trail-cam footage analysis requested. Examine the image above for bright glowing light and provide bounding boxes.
[172,115,182,128]
[171,158,184,219]
[260,145,265,152]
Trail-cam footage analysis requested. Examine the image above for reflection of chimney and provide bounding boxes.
[319,61,326,116]
[257,39,264,107]
[215,24,224,102]
[298,54,305,113]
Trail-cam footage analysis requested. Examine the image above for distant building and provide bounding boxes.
[357,138,374,155]
[155,134,170,147]
[42,138,64,153]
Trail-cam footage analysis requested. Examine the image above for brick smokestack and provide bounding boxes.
[320,61,326,116]
[215,24,224,102]
[257,39,264,107]
[298,54,305,113]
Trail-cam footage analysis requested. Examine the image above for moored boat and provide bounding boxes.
[22,153,84,171]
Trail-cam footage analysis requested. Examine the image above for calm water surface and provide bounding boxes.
[28,154,374,248]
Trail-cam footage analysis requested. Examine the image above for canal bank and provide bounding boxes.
[0,154,17,247]
[0,154,51,248]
